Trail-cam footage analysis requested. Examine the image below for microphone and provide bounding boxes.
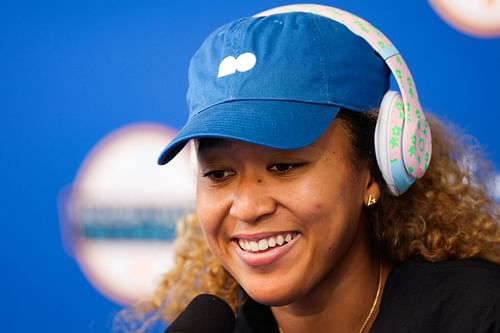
[164,293,236,333]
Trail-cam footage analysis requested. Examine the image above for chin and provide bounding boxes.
[240,278,303,307]
[247,291,296,307]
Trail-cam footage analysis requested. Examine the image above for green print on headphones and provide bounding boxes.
[416,110,422,130]
[419,137,425,153]
[405,104,412,123]
[326,6,343,18]
[424,152,430,171]
[396,101,405,120]
[396,69,402,81]
[391,126,402,149]
[354,20,370,33]
[407,76,414,97]
[396,55,403,65]
[408,134,417,157]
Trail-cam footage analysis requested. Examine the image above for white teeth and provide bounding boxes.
[238,233,297,252]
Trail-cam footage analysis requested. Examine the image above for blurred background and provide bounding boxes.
[1,0,499,332]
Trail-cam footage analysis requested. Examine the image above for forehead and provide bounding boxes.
[196,140,326,166]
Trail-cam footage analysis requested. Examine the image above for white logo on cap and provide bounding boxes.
[217,52,257,78]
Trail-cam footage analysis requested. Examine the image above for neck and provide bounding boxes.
[271,240,391,333]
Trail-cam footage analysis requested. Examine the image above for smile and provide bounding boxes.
[237,232,299,253]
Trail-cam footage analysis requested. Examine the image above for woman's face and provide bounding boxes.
[195,118,379,306]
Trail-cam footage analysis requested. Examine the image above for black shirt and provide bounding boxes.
[234,259,500,332]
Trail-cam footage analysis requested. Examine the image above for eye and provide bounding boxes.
[268,163,298,173]
[202,169,235,181]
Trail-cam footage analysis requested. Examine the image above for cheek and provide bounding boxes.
[195,189,219,239]
[288,175,362,236]
[195,186,230,254]
[282,189,332,227]
[284,177,335,218]
[195,204,225,260]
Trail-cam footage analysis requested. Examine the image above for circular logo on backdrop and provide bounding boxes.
[429,0,500,37]
[59,123,195,305]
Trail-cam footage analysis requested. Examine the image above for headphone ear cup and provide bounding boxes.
[374,91,416,196]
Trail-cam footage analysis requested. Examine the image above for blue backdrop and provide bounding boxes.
[1,1,499,332]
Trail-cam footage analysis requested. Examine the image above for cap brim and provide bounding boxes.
[157,100,340,165]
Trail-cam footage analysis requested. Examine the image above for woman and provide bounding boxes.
[118,4,500,333]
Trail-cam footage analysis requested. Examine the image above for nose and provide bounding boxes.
[229,178,276,224]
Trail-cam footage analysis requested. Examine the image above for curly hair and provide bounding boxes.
[337,110,500,264]
[114,110,500,332]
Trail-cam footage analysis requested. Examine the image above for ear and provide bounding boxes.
[363,168,381,206]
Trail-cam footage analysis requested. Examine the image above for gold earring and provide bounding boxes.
[367,194,377,207]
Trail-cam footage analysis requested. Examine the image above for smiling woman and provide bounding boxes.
[116,4,500,333]
[195,120,379,311]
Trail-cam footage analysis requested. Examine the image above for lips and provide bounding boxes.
[232,232,300,267]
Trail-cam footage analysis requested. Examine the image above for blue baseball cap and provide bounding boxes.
[158,11,390,165]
